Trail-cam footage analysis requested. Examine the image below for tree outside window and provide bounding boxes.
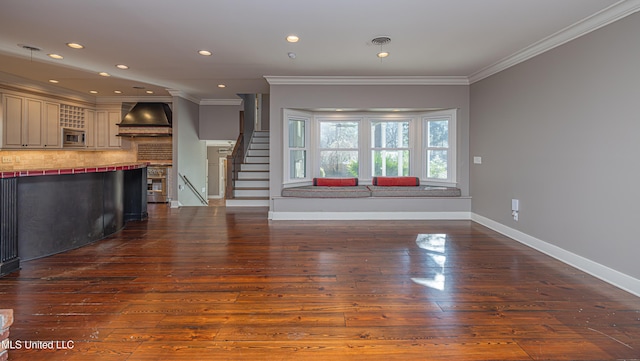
[371,121,410,176]
[426,119,449,180]
[319,121,359,177]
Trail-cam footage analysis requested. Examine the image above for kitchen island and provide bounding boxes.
[0,163,148,276]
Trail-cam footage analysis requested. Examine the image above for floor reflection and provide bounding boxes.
[411,233,447,291]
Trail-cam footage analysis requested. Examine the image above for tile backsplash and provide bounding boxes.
[0,149,137,171]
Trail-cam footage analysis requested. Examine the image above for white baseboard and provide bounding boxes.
[268,211,471,221]
[471,213,640,297]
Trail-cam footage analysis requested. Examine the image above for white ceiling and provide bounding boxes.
[0,0,633,102]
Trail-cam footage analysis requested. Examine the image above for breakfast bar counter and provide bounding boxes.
[0,163,148,276]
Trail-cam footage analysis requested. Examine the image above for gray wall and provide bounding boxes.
[269,84,470,200]
[199,104,241,140]
[470,12,640,279]
[174,96,208,206]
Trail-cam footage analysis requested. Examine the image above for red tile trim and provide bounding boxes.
[0,163,148,178]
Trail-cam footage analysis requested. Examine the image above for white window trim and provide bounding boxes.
[422,109,457,185]
[283,109,312,185]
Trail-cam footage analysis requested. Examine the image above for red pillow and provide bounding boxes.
[372,176,420,186]
[313,178,358,186]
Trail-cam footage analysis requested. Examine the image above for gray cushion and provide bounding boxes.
[281,185,371,198]
[368,185,461,197]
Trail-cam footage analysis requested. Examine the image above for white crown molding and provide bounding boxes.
[200,98,242,106]
[166,89,200,104]
[96,96,173,104]
[469,0,640,84]
[0,71,95,104]
[265,76,469,86]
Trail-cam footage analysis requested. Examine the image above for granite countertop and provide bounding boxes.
[0,162,149,179]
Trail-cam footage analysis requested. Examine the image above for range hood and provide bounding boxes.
[117,102,172,137]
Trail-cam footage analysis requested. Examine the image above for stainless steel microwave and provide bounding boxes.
[62,128,85,147]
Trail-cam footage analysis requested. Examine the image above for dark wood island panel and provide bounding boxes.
[0,164,148,276]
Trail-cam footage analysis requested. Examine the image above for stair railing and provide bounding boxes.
[226,112,245,199]
[178,173,209,205]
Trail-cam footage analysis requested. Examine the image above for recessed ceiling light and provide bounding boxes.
[377,51,390,58]
[89,90,98,94]
[146,90,154,94]
[116,64,129,70]
[48,79,59,83]
[66,42,84,49]
[217,84,226,88]
[48,53,63,59]
[114,90,122,94]
[99,72,110,77]
[286,35,299,43]
[198,50,212,56]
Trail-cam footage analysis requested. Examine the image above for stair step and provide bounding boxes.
[229,131,270,207]
[246,156,269,164]
[234,188,269,197]
[250,143,269,150]
[238,170,269,179]
[236,180,269,188]
[247,149,269,157]
[241,163,268,171]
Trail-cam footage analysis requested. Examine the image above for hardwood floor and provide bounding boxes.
[1,204,639,360]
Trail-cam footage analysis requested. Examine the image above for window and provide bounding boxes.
[288,119,307,179]
[371,120,410,176]
[423,110,456,183]
[284,111,311,182]
[283,109,457,185]
[318,120,359,177]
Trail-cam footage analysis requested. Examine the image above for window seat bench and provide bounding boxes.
[281,185,461,198]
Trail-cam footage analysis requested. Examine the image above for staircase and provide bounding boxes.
[226,131,270,207]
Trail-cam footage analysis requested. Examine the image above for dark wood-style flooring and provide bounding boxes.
[1,204,639,360]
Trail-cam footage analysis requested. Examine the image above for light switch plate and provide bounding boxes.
[473,156,482,164]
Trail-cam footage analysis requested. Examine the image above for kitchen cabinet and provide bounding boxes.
[85,108,96,148]
[1,94,61,149]
[95,108,121,149]
[43,102,60,148]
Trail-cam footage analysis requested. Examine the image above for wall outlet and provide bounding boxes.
[2,156,13,163]
[201,187,206,193]
[473,156,482,164]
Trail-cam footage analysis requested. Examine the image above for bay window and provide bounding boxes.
[283,109,457,185]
